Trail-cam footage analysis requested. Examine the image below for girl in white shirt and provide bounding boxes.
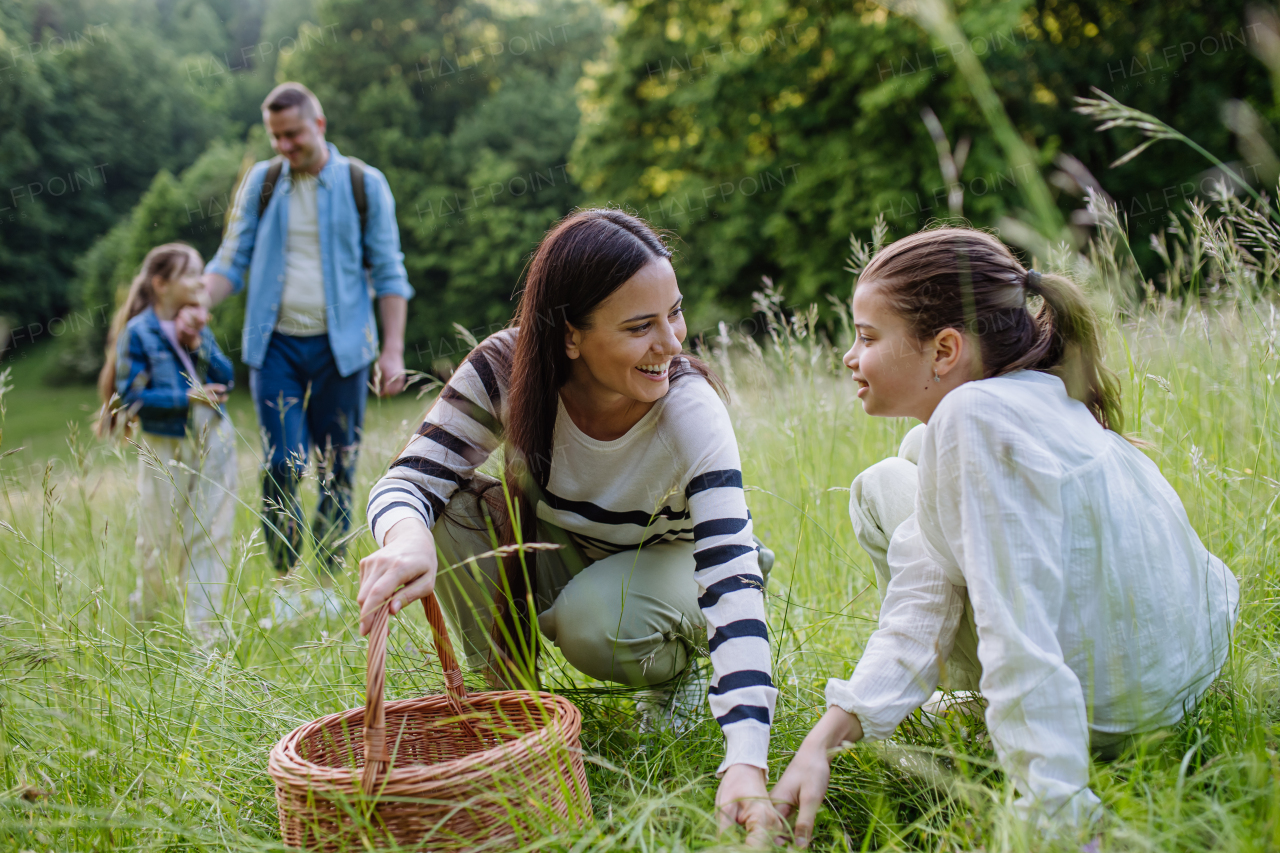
[771,227,1239,843]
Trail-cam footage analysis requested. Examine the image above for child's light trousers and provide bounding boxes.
[848,424,983,693]
[135,405,238,631]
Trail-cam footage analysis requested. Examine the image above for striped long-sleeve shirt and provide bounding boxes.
[367,329,776,771]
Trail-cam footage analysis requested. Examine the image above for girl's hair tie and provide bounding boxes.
[1024,269,1042,292]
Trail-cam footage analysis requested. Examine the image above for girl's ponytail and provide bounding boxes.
[95,243,203,437]
[862,227,1124,432]
[1014,270,1124,432]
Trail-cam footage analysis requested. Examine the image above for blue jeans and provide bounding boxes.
[251,333,368,572]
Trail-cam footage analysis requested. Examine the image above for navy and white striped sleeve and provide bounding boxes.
[675,382,776,773]
[366,334,509,546]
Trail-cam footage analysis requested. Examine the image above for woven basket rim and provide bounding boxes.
[269,689,584,791]
[269,596,593,849]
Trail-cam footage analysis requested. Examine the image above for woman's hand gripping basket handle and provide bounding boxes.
[360,594,471,795]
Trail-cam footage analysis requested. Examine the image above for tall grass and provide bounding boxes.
[5,4,1280,836]
[2,188,1280,851]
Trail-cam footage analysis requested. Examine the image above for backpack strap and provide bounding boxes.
[257,156,285,220]
[347,157,370,269]
[348,157,368,233]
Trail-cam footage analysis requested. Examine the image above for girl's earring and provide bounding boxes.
[933,371,941,383]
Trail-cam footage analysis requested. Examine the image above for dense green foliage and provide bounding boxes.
[572,0,1275,324]
[17,0,604,380]
[6,0,1278,377]
[0,0,315,338]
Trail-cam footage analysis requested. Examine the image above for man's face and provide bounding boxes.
[264,106,327,174]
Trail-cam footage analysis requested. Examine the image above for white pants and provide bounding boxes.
[135,406,238,631]
[848,424,983,692]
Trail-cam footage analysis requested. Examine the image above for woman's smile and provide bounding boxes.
[636,359,672,381]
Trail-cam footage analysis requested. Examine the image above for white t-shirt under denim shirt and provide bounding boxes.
[825,370,1239,828]
[277,173,327,336]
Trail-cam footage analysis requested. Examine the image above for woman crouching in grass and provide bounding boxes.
[771,227,1239,843]
[358,209,780,841]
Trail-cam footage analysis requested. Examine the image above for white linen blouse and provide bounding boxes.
[826,370,1239,825]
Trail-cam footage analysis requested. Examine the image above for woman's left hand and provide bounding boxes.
[716,763,780,847]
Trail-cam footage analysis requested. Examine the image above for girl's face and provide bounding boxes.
[844,280,946,421]
[566,258,687,406]
[176,290,211,336]
[152,261,204,313]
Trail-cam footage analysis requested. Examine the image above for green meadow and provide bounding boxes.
[4,0,1280,847]
[2,239,1278,850]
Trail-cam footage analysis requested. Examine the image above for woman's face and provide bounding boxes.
[566,258,687,405]
[843,280,937,419]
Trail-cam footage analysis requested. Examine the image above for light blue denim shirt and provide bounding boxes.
[205,143,414,377]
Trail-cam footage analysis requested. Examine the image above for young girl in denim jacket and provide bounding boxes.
[97,243,238,638]
[771,228,1238,841]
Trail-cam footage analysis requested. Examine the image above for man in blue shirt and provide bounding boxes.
[203,82,414,586]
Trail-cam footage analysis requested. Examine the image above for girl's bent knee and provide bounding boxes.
[850,457,918,528]
[897,423,926,464]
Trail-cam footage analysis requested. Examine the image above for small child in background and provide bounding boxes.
[97,243,238,640]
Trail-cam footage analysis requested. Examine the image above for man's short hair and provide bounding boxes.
[261,82,324,120]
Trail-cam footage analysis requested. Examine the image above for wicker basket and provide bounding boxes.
[268,595,593,851]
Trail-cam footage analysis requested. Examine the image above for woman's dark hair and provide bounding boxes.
[860,227,1123,431]
[491,208,719,679]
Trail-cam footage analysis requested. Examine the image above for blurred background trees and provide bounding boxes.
[1,0,1273,382]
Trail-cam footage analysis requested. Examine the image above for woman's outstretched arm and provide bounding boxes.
[665,379,778,842]
[361,332,513,632]
[366,334,511,547]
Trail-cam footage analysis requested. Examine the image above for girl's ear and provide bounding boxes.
[564,322,583,360]
[932,327,967,377]
[150,274,166,294]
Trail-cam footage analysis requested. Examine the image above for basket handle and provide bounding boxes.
[359,592,471,795]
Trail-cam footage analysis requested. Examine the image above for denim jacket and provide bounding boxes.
[204,143,414,378]
[115,307,235,438]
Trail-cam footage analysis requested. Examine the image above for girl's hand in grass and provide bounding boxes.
[771,707,863,848]
[357,518,438,635]
[716,763,780,847]
[188,383,229,407]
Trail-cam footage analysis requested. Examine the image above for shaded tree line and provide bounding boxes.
[4,0,1273,383]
